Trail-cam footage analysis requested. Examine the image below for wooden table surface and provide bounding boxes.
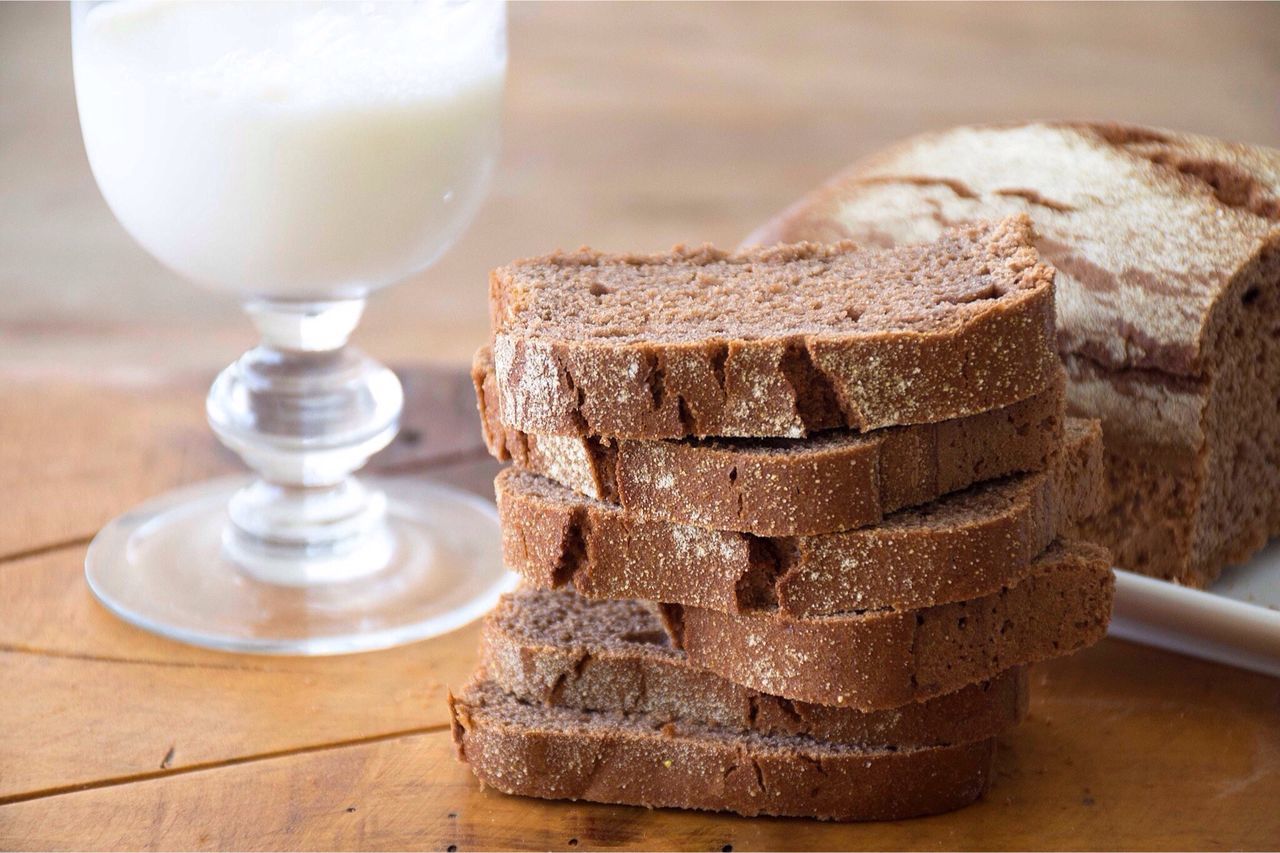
[3,2,1280,850]
[1,368,1278,851]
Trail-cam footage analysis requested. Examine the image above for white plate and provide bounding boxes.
[1110,540,1280,677]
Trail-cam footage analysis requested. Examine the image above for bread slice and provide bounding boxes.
[450,679,998,821]
[747,121,1280,587]
[476,344,1066,535]
[665,538,1114,710]
[496,418,1103,616]
[490,216,1057,439]
[482,587,1028,749]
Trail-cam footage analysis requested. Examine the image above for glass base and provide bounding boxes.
[85,475,514,655]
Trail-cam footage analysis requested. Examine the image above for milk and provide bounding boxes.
[73,1,506,299]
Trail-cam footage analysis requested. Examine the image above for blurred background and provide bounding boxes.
[3,1,1278,382]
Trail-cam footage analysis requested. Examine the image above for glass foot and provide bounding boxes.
[85,475,514,655]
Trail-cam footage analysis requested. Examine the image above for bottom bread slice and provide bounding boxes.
[666,538,1114,709]
[483,587,1028,749]
[450,679,997,822]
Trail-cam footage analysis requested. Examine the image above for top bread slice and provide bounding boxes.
[475,345,1065,535]
[490,215,1057,439]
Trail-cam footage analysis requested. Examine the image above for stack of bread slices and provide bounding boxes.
[451,214,1116,821]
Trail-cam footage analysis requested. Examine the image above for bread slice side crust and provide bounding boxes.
[667,538,1114,710]
[495,419,1104,616]
[450,679,997,822]
[476,344,1067,535]
[480,587,1028,749]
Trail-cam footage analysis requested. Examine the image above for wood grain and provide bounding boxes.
[3,640,1278,851]
[0,366,498,802]
[0,488,489,802]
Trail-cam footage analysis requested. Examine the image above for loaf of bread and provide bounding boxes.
[496,418,1103,616]
[450,679,998,821]
[482,587,1028,748]
[749,121,1280,587]
[489,216,1058,439]
[477,344,1066,535]
[665,538,1114,709]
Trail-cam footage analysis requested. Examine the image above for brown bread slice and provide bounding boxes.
[748,121,1280,587]
[665,538,1114,710]
[482,587,1028,749]
[450,679,997,822]
[490,216,1057,439]
[496,418,1103,616]
[476,344,1066,535]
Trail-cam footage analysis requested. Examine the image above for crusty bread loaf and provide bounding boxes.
[496,418,1103,616]
[450,679,998,821]
[490,216,1058,439]
[483,587,1028,748]
[476,344,1066,535]
[665,538,1114,709]
[748,121,1280,587]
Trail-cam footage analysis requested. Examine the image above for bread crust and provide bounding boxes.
[481,588,1029,749]
[666,539,1115,709]
[490,216,1058,439]
[496,420,1104,616]
[746,120,1280,379]
[748,121,1280,587]
[450,681,997,822]
[476,345,1067,535]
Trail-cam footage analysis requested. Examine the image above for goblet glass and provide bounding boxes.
[72,0,512,654]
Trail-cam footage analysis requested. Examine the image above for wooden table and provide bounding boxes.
[1,368,1278,851]
[3,2,1280,849]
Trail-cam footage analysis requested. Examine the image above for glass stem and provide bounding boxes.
[206,298,403,586]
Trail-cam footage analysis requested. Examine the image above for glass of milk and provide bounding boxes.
[73,0,512,654]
